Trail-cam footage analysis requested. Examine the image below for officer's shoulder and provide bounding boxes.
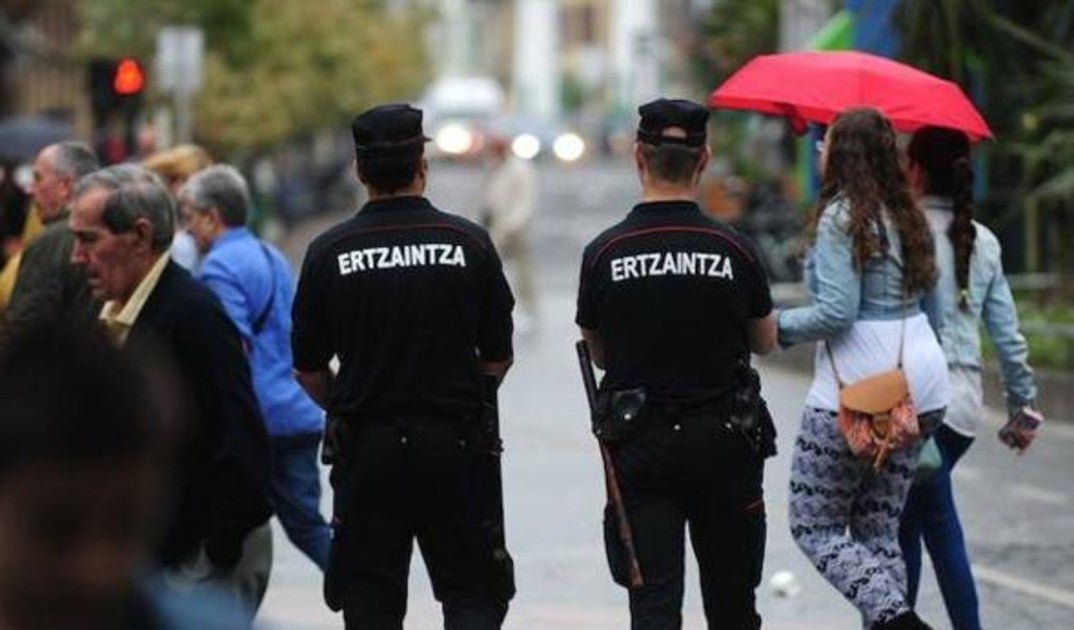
[305,216,364,261]
[581,218,631,261]
[694,213,766,267]
[429,207,495,251]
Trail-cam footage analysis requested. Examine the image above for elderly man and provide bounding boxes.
[6,141,100,329]
[179,164,330,571]
[67,165,274,617]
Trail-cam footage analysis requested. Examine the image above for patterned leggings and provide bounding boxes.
[789,407,943,627]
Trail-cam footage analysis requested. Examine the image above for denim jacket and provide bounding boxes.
[924,197,1036,412]
[778,197,939,347]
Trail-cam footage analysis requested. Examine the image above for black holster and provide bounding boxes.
[728,361,777,458]
[592,387,648,443]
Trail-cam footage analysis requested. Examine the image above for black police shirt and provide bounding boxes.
[576,201,773,404]
[292,196,514,418]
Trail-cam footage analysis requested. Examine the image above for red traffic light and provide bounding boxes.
[113,58,145,96]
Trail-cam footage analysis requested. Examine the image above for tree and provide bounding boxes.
[691,0,781,88]
[80,0,429,152]
[895,0,1074,284]
[195,0,429,151]
[79,0,252,60]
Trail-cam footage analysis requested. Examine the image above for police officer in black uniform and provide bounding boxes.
[575,98,778,629]
[292,103,515,629]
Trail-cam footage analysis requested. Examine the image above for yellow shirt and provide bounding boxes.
[99,254,170,346]
[0,251,23,311]
[0,205,47,312]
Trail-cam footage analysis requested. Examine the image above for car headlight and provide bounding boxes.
[511,133,541,160]
[435,124,474,155]
[553,132,585,162]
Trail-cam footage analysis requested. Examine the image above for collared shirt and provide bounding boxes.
[100,253,170,346]
[198,227,323,436]
[575,200,772,403]
[292,195,514,419]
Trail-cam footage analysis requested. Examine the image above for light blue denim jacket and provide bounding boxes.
[778,197,939,346]
[924,196,1036,412]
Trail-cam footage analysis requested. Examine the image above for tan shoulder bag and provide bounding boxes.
[826,302,920,470]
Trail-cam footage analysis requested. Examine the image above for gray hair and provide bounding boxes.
[49,141,100,180]
[179,164,250,228]
[73,165,175,254]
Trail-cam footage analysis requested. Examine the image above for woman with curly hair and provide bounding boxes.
[778,108,949,630]
[898,126,1041,630]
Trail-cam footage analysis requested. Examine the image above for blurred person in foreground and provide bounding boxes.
[0,323,250,629]
[68,164,274,617]
[143,144,214,271]
[179,164,331,571]
[5,141,100,330]
[898,126,1042,630]
[482,134,538,330]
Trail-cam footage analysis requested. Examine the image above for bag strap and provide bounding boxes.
[251,242,276,336]
[825,341,844,389]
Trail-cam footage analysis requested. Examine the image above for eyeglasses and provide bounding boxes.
[814,140,825,154]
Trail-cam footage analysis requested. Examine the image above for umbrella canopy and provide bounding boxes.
[708,50,993,142]
[0,115,75,163]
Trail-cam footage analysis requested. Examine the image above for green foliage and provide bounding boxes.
[79,0,252,59]
[195,0,429,151]
[983,299,1074,370]
[692,0,780,86]
[79,0,430,152]
[894,0,1074,280]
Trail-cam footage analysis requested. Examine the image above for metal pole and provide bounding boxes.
[175,90,192,144]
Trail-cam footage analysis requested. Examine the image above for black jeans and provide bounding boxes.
[608,411,766,630]
[330,417,508,629]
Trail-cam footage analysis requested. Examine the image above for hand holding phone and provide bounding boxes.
[998,406,1043,453]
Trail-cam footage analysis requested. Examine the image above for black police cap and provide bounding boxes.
[351,103,429,159]
[636,98,709,147]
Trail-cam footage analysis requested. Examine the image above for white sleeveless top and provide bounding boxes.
[804,312,950,414]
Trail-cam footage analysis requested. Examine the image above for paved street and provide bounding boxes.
[260,160,1074,629]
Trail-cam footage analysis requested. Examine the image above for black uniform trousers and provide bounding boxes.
[329,416,508,629]
[607,408,766,630]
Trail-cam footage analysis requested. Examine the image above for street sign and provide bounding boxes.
[155,26,204,94]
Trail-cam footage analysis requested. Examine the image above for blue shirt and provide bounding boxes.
[198,228,323,436]
[924,197,1036,413]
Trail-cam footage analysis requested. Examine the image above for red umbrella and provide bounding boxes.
[708,50,993,142]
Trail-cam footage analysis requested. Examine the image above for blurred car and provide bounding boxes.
[487,114,588,164]
[420,76,505,161]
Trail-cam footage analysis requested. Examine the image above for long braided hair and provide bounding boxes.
[806,108,936,295]
[908,126,975,310]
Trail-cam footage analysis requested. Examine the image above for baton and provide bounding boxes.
[575,339,644,589]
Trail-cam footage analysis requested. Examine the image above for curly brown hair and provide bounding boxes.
[807,107,936,295]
